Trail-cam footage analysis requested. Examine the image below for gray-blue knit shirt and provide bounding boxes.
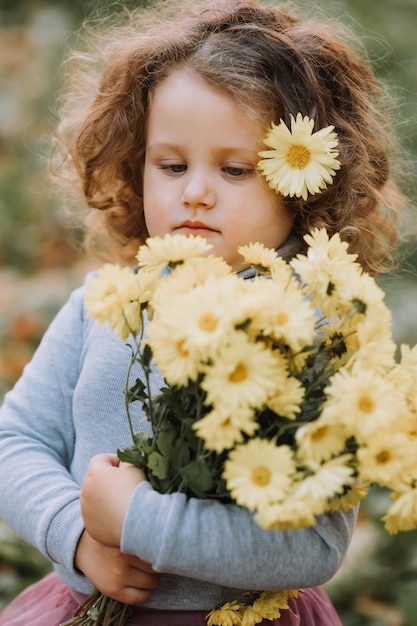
[0,264,356,610]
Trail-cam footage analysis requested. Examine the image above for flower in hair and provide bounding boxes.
[257,113,341,201]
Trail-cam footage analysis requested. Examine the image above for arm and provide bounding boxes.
[75,530,160,604]
[0,286,86,582]
[81,454,357,591]
[0,281,161,600]
[124,485,357,590]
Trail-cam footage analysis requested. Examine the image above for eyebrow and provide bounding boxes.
[147,143,181,152]
[146,142,259,160]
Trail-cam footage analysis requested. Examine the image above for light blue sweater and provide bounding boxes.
[0,273,356,610]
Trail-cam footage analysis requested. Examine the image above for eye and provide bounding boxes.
[223,166,252,178]
[160,163,187,174]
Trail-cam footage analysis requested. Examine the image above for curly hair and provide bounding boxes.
[52,0,410,274]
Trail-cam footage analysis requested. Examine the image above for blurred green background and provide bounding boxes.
[0,0,416,624]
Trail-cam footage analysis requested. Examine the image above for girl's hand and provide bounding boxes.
[75,530,160,604]
[81,453,146,546]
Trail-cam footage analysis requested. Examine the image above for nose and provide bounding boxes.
[181,170,216,209]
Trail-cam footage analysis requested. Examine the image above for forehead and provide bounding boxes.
[147,68,267,147]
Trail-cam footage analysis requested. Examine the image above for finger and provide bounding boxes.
[98,577,156,605]
[127,555,159,574]
[128,565,161,587]
[96,564,160,604]
[115,586,155,605]
[90,452,120,468]
[119,462,148,485]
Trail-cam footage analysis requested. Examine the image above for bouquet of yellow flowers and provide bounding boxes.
[64,228,417,626]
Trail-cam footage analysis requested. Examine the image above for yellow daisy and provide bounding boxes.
[302,228,357,264]
[151,255,232,311]
[240,600,278,626]
[201,332,284,412]
[344,302,396,375]
[257,114,341,200]
[156,278,239,362]
[389,344,417,413]
[255,497,317,531]
[321,369,405,442]
[290,228,362,314]
[206,601,242,626]
[383,489,417,534]
[267,375,305,420]
[193,407,258,453]
[136,233,212,273]
[266,290,317,352]
[399,343,417,370]
[247,590,293,623]
[223,279,274,336]
[240,607,261,626]
[356,431,416,488]
[295,419,348,463]
[350,271,386,307]
[291,231,366,319]
[336,279,391,345]
[85,265,157,340]
[326,482,369,513]
[146,318,203,385]
[294,456,354,508]
[223,439,296,511]
[243,279,316,353]
[238,242,280,274]
[255,590,292,613]
[270,258,300,292]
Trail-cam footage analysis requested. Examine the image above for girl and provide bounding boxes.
[0,0,410,624]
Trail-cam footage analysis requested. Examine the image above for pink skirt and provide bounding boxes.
[0,572,342,625]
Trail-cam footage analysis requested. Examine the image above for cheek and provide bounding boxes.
[143,202,168,238]
[143,208,159,237]
[142,173,159,233]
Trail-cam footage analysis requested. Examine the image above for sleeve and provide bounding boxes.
[0,285,86,585]
[121,481,357,590]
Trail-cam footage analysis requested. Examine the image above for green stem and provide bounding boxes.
[60,590,132,626]
[124,344,138,444]
[123,309,150,445]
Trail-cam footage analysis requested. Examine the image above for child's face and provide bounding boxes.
[143,69,294,271]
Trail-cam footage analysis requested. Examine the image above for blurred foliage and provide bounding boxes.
[0,521,52,611]
[0,0,417,623]
[326,490,417,626]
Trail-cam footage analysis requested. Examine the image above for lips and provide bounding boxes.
[175,221,219,233]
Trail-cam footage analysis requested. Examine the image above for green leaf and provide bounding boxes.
[148,451,169,480]
[133,431,153,451]
[117,432,152,468]
[180,461,213,497]
[87,607,100,620]
[142,344,153,369]
[172,440,191,470]
[117,446,147,470]
[215,476,230,499]
[155,425,177,455]
[127,378,148,404]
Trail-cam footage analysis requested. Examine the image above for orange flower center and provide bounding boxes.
[251,466,271,487]
[312,426,329,442]
[198,312,219,332]
[276,311,289,325]
[376,450,391,465]
[358,395,375,414]
[287,144,311,169]
[229,363,248,383]
[176,339,189,358]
